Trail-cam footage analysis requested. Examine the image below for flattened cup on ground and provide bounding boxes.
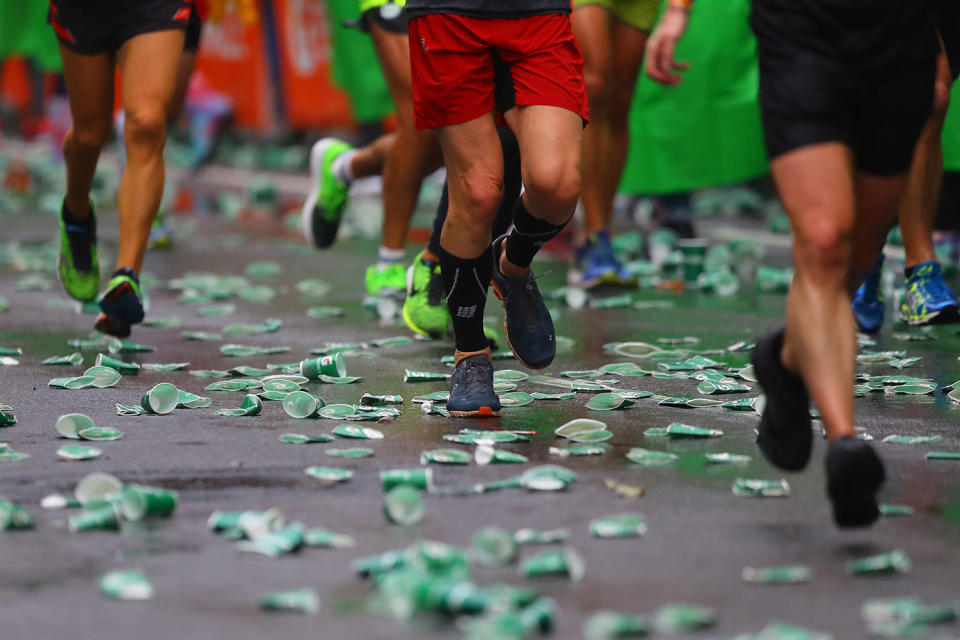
[381,468,434,492]
[141,383,179,415]
[122,484,178,521]
[56,413,95,439]
[300,353,345,380]
[75,471,123,504]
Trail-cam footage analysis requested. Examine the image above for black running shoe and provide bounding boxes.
[826,436,885,528]
[447,354,501,417]
[95,269,145,338]
[490,234,556,370]
[751,328,812,471]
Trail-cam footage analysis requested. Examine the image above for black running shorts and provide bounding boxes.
[49,0,192,55]
[938,0,960,80]
[751,0,939,175]
[184,3,203,51]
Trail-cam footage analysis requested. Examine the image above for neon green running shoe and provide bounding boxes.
[301,138,352,248]
[365,263,406,297]
[402,251,450,339]
[57,198,100,302]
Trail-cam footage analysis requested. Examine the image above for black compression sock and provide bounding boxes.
[437,245,492,353]
[504,197,569,269]
[904,265,916,279]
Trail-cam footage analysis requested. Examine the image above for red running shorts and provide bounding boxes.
[408,12,588,129]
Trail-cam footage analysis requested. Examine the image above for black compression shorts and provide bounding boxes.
[751,0,938,175]
[49,0,192,55]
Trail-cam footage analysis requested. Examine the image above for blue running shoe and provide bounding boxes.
[580,232,635,288]
[490,234,556,369]
[900,260,959,325]
[447,354,501,417]
[852,254,885,333]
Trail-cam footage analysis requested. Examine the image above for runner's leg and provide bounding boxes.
[116,29,184,273]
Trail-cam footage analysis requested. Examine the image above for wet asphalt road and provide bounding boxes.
[1,209,959,640]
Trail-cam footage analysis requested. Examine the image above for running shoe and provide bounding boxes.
[751,328,812,471]
[94,269,145,338]
[580,233,634,289]
[365,263,407,298]
[57,199,100,302]
[899,260,959,325]
[826,436,885,528]
[301,138,352,248]
[447,354,501,417]
[402,251,449,339]
[490,234,556,369]
[852,254,885,333]
[147,208,173,250]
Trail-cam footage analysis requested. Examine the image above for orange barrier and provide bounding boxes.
[195,5,275,130]
[272,0,353,129]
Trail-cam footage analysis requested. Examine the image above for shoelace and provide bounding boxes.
[504,272,545,332]
[459,359,492,395]
[65,224,93,272]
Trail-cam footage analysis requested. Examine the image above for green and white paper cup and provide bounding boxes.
[282,390,322,419]
[121,484,178,521]
[381,468,434,493]
[141,383,179,415]
[55,413,96,439]
[75,471,123,505]
[299,354,346,380]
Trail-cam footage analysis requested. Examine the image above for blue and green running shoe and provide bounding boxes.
[899,260,959,325]
[57,199,100,302]
[301,138,352,249]
[95,269,145,338]
[852,254,885,333]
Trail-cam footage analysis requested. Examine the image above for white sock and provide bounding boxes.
[377,246,405,271]
[331,149,357,184]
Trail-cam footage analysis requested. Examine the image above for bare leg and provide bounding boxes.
[351,132,396,178]
[899,52,952,268]
[370,24,440,252]
[773,143,859,442]
[168,49,196,124]
[58,45,116,219]
[572,5,611,235]
[500,105,583,279]
[116,29,184,272]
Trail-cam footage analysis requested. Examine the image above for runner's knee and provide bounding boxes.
[123,103,167,151]
[793,217,853,277]
[70,116,112,150]
[522,157,580,221]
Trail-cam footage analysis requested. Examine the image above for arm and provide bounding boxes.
[645,0,692,85]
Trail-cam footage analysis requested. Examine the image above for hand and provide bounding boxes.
[645,4,692,85]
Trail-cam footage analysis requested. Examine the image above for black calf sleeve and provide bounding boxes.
[438,244,493,353]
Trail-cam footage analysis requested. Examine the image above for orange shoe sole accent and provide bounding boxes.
[449,406,500,418]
